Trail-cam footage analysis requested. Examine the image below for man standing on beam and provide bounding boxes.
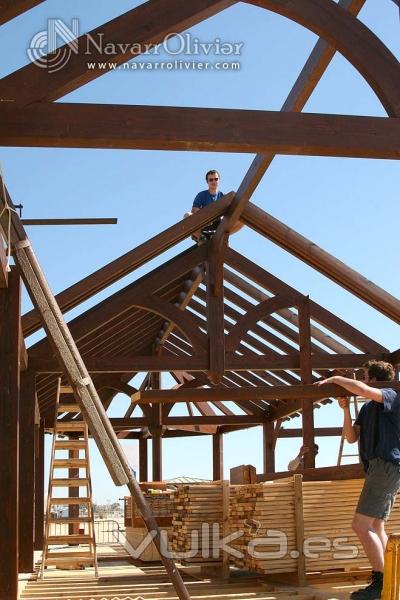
[316,360,400,600]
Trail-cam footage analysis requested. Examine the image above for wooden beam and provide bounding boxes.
[2,103,400,158]
[22,214,219,337]
[257,462,365,483]
[0,0,44,25]
[391,348,400,365]
[263,421,275,473]
[298,298,315,469]
[34,420,44,551]
[18,370,36,573]
[132,381,400,404]
[210,0,367,240]
[29,352,387,373]
[0,0,237,105]
[0,240,8,288]
[139,438,148,483]
[0,267,21,600]
[205,245,225,384]
[212,433,224,480]
[278,427,342,438]
[226,247,388,353]
[22,218,118,226]
[242,202,400,324]
[108,415,268,429]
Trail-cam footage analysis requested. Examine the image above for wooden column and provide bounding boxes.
[0,267,21,600]
[152,429,162,482]
[139,438,148,482]
[34,420,44,550]
[263,421,275,473]
[18,370,36,573]
[212,432,224,481]
[298,298,315,469]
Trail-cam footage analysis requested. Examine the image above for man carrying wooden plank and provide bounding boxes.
[316,360,400,600]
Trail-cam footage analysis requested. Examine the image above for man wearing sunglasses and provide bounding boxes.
[185,170,242,242]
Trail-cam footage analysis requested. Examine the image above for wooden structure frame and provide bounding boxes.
[0,1,399,598]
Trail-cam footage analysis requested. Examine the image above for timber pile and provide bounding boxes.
[170,483,223,565]
[303,479,400,572]
[229,481,298,574]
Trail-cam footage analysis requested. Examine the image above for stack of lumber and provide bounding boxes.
[229,481,298,574]
[303,479,400,572]
[170,483,223,565]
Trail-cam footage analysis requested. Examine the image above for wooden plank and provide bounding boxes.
[132,381,400,404]
[0,0,44,25]
[257,463,365,482]
[221,480,230,578]
[293,474,306,586]
[0,0,237,105]
[2,103,400,157]
[299,298,315,469]
[242,202,400,325]
[0,267,20,600]
[212,433,224,481]
[22,195,233,337]
[278,427,342,438]
[22,218,118,226]
[18,370,36,573]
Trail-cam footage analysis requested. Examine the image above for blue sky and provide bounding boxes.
[1,1,399,502]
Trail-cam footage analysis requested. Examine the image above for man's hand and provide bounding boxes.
[314,376,337,387]
[299,445,310,457]
[337,396,350,410]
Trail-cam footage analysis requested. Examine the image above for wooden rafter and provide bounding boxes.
[0,0,44,26]
[2,103,400,158]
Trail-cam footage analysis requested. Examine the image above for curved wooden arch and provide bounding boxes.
[246,0,400,117]
[131,294,208,356]
[226,294,298,353]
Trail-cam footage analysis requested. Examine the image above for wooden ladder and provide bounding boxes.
[337,395,365,466]
[40,379,98,578]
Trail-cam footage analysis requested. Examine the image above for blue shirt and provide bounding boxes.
[192,190,224,209]
[355,388,400,471]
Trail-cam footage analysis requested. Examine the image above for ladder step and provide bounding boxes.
[53,459,88,469]
[49,497,91,505]
[52,478,89,487]
[50,517,92,523]
[55,421,86,431]
[60,386,74,394]
[47,534,94,544]
[46,551,95,560]
[54,440,86,449]
[57,404,80,413]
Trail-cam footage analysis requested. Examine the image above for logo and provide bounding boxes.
[27,18,79,73]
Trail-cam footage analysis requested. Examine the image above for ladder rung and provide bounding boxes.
[50,517,92,523]
[46,551,94,559]
[53,459,88,469]
[341,454,359,458]
[49,497,90,505]
[55,421,85,431]
[52,478,89,487]
[47,534,94,544]
[57,404,80,413]
[54,440,86,449]
[60,386,74,394]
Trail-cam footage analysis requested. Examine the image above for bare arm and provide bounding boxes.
[338,397,360,443]
[315,375,383,403]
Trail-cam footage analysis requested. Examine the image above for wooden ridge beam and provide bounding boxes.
[22,194,232,337]
[0,0,44,26]
[28,352,388,373]
[0,0,237,105]
[242,202,400,324]
[257,462,365,483]
[132,381,400,404]
[2,103,400,158]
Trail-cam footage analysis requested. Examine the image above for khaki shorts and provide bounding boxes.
[356,457,400,521]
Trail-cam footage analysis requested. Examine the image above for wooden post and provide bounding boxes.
[263,421,275,473]
[139,437,148,482]
[19,370,36,573]
[152,430,162,482]
[221,480,230,579]
[298,298,315,469]
[0,267,21,600]
[213,432,224,481]
[34,420,45,551]
[293,474,306,586]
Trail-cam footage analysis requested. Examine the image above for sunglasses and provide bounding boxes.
[208,177,219,182]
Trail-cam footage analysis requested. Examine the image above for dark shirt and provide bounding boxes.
[192,189,224,209]
[355,388,400,471]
